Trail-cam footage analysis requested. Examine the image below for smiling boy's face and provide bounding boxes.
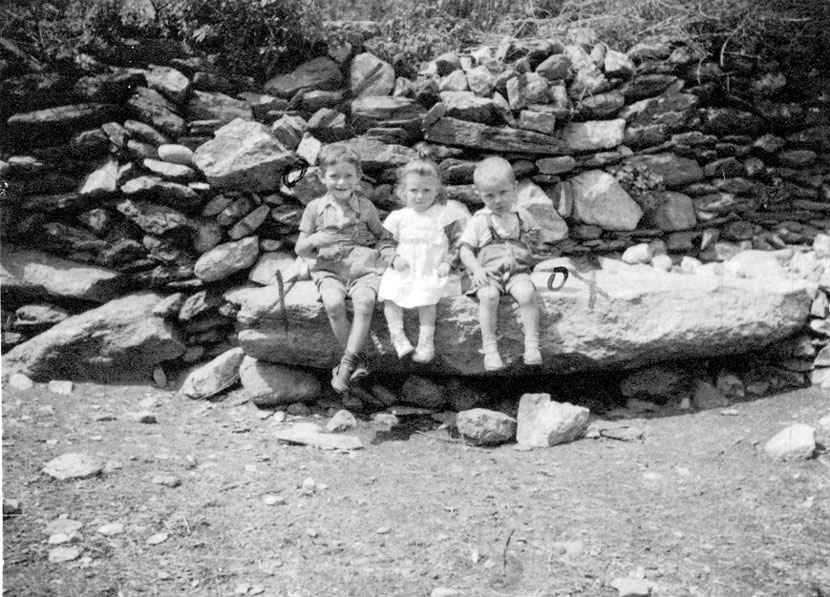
[321,161,359,204]
[476,176,517,216]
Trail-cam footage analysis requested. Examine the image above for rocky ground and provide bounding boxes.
[2,380,829,597]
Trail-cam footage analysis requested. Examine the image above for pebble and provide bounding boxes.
[9,373,34,390]
[139,397,160,409]
[97,522,125,536]
[430,589,461,597]
[48,546,81,563]
[127,411,158,424]
[3,498,22,517]
[376,526,391,535]
[152,475,182,488]
[147,532,168,545]
[326,409,357,433]
[43,453,103,480]
[306,528,319,538]
[372,413,399,428]
[610,577,656,596]
[47,380,74,394]
[819,414,830,432]
[263,495,286,506]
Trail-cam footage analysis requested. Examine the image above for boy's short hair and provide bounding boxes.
[318,143,362,174]
[473,156,516,188]
[396,158,447,205]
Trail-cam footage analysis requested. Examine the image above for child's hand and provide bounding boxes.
[470,267,491,288]
[393,256,410,272]
[311,231,349,248]
[437,262,451,277]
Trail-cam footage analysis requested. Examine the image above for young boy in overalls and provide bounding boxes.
[295,144,391,393]
[459,156,542,371]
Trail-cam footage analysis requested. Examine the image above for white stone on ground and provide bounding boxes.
[456,408,517,446]
[47,380,73,394]
[516,393,590,447]
[42,453,103,480]
[764,424,816,461]
[326,409,357,433]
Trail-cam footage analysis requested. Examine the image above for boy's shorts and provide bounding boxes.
[314,270,380,298]
[464,271,534,297]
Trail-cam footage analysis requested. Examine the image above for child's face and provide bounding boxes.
[476,176,517,216]
[321,161,360,203]
[400,173,439,212]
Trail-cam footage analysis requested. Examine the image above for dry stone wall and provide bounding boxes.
[2,29,829,399]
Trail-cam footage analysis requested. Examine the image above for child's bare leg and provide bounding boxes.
[346,286,376,357]
[320,286,350,350]
[476,286,504,370]
[384,300,413,358]
[509,280,541,365]
[413,304,437,363]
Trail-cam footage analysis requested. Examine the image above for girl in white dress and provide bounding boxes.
[378,159,470,362]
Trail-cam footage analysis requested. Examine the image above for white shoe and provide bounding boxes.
[523,347,542,366]
[412,338,434,363]
[483,349,504,371]
[391,333,414,359]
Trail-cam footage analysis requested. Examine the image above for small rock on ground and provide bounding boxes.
[43,453,103,480]
[47,380,74,394]
[326,409,357,432]
[764,424,816,460]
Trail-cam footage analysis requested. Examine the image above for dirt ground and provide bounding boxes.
[2,379,829,597]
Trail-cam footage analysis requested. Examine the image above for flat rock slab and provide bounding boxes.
[43,453,103,480]
[273,424,363,450]
[234,266,814,376]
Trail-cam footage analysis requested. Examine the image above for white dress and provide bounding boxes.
[378,201,469,308]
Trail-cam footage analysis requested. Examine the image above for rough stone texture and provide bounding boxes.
[456,409,517,445]
[516,394,590,447]
[400,375,446,410]
[2,292,185,382]
[651,192,696,231]
[559,119,626,152]
[341,136,418,171]
[145,65,190,105]
[764,424,816,461]
[189,90,253,123]
[232,265,814,376]
[42,453,103,480]
[127,87,185,138]
[79,158,119,196]
[239,356,321,407]
[181,347,245,399]
[192,119,295,192]
[625,153,704,188]
[570,170,643,231]
[350,53,395,97]
[516,180,569,242]
[1,248,131,304]
[326,410,358,433]
[248,251,297,285]
[194,236,260,283]
[273,422,362,450]
[264,57,343,98]
[620,365,690,399]
[693,380,730,409]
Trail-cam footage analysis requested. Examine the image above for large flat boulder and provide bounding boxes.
[2,292,185,382]
[1,247,131,304]
[233,266,815,376]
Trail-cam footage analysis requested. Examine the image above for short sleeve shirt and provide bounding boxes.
[299,192,384,242]
[460,206,539,250]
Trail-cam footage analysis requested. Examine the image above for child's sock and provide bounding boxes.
[482,339,504,371]
[413,325,435,363]
[331,351,358,393]
[523,334,542,365]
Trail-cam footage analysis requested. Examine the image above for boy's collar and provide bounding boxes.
[323,192,361,212]
[480,206,519,216]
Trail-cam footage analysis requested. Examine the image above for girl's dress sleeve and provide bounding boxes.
[378,209,402,265]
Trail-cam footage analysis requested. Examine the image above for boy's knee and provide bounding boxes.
[477,286,500,305]
[321,291,347,315]
[351,289,376,313]
[511,282,538,305]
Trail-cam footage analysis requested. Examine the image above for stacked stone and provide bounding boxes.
[2,29,829,388]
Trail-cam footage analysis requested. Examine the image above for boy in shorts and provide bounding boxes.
[295,143,390,393]
[459,156,543,371]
